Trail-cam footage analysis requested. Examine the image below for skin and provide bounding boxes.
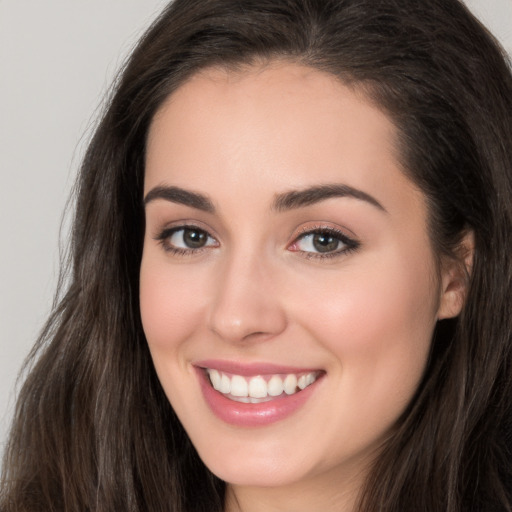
[140,62,466,512]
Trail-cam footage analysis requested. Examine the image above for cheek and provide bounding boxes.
[295,251,439,410]
[139,255,207,357]
[326,276,435,356]
[299,250,437,341]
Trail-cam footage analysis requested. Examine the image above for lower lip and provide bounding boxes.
[196,368,322,427]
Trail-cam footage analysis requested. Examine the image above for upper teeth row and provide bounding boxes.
[206,369,318,398]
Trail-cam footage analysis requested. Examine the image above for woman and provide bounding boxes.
[2,0,511,510]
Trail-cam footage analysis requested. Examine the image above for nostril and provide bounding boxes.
[207,299,287,344]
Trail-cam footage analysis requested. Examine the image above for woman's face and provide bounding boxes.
[140,63,460,495]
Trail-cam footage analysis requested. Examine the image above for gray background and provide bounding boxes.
[1,0,511,453]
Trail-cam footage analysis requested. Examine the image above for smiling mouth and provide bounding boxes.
[205,369,322,403]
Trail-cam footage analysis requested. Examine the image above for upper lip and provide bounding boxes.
[194,359,322,376]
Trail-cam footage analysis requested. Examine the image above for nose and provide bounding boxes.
[207,251,288,344]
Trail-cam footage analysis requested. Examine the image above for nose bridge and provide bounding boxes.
[207,245,287,343]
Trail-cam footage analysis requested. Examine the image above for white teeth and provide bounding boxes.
[267,375,284,396]
[248,376,267,398]
[206,369,320,400]
[283,374,298,395]
[230,375,249,397]
[209,369,221,391]
[219,373,231,394]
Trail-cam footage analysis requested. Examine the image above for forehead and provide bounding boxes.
[145,62,424,220]
[147,62,395,155]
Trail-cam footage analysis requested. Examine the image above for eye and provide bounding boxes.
[156,226,218,254]
[289,227,359,258]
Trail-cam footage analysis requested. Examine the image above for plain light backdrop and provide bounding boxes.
[1,0,511,453]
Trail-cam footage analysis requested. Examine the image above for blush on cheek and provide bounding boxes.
[311,270,436,365]
[140,266,202,351]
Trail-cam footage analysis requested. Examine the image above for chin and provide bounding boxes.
[187,425,327,489]
[204,455,310,488]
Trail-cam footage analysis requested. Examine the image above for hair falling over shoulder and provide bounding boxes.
[2,1,512,511]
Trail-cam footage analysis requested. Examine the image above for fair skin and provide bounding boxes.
[140,62,465,512]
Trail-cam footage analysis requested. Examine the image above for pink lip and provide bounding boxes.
[195,359,318,376]
[194,361,324,427]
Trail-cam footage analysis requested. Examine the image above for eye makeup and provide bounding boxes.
[153,221,360,261]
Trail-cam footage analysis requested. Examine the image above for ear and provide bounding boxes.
[437,230,474,320]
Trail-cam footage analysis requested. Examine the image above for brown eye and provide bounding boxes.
[294,231,346,254]
[182,228,209,248]
[159,226,218,252]
[311,233,340,253]
[289,228,360,259]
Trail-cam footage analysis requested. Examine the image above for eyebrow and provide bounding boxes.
[144,185,215,213]
[272,184,386,213]
[143,183,386,214]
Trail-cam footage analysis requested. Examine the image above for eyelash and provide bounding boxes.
[154,225,218,256]
[154,224,360,260]
[290,225,360,260]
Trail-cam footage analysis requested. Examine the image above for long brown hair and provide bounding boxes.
[2,1,512,510]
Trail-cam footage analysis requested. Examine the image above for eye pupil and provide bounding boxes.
[184,228,207,248]
[313,233,339,253]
